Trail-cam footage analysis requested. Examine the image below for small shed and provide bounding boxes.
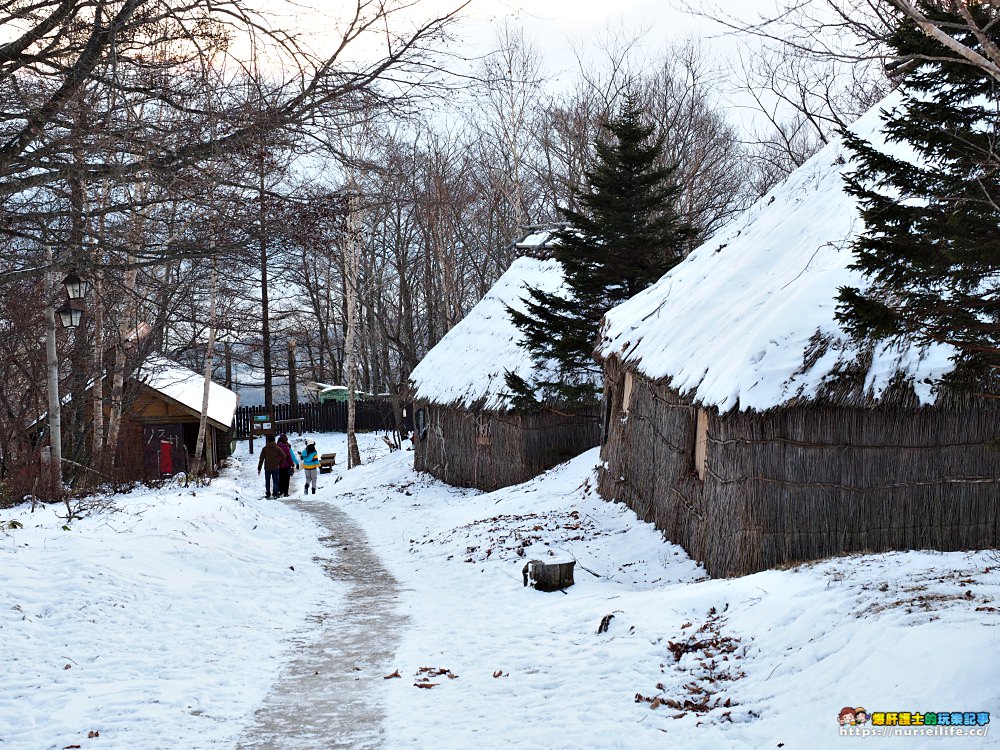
[318,385,350,404]
[129,356,238,477]
[596,92,1000,577]
[303,382,373,404]
[410,245,600,491]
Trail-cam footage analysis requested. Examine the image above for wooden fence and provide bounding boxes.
[234,401,411,436]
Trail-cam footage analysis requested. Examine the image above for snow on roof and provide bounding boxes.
[410,256,568,410]
[514,226,563,252]
[138,356,239,428]
[303,381,338,392]
[598,91,955,413]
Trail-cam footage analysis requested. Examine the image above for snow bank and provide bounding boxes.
[332,445,1000,749]
[3,435,996,749]
[0,466,333,749]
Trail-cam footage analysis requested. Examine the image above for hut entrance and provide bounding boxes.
[142,424,187,478]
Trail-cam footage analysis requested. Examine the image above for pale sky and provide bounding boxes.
[444,0,784,122]
[433,0,787,104]
[255,0,786,130]
[279,0,780,75]
[453,0,781,60]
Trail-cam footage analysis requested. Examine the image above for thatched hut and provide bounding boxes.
[595,93,1000,577]
[410,242,600,491]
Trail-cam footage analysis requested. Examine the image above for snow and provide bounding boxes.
[410,256,570,410]
[2,433,997,748]
[598,92,958,412]
[138,355,239,428]
[515,225,563,252]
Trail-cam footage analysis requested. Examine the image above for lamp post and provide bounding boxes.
[44,253,88,492]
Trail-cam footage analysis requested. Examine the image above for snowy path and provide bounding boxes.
[236,468,407,749]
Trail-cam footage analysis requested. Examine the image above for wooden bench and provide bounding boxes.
[319,453,337,473]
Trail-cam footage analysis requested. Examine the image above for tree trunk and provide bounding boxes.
[288,339,298,419]
[260,154,273,411]
[91,271,104,465]
[192,257,218,478]
[344,190,362,468]
[522,560,575,592]
[105,199,145,460]
[45,247,62,495]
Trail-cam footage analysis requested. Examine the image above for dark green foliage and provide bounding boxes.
[836,1,1000,383]
[507,95,692,407]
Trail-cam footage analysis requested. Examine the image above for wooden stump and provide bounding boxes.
[522,559,575,592]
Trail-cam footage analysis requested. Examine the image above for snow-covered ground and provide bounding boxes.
[2,433,998,749]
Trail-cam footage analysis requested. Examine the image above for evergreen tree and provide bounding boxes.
[837,1,1000,383]
[506,95,692,407]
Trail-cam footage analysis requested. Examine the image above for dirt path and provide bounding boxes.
[236,496,407,750]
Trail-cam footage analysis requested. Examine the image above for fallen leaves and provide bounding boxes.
[385,666,460,688]
[416,666,458,680]
[414,511,602,563]
[640,608,749,721]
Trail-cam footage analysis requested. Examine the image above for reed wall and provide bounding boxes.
[597,358,1000,577]
[414,401,600,491]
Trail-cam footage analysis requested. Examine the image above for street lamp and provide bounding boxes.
[56,299,85,328]
[54,271,88,328]
[62,271,90,301]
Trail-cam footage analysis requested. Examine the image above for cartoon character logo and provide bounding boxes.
[839,707,857,726]
[855,708,869,725]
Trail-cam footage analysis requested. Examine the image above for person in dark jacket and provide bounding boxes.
[256,435,284,498]
[276,433,300,497]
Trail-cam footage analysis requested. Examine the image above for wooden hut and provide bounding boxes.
[410,240,600,491]
[127,356,238,477]
[595,93,1000,577]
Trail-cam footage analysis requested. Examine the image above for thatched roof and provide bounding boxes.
[597,91,957,413]
[410,256,571,411]
[512,224,565,259]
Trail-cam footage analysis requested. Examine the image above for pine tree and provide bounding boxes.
[836,1,1000,384]
[506,95,692,408]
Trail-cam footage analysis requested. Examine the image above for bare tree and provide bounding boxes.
[190,254,217,479]
[679,2,889,191]
[343,189,363,468]
[640,40,756,242]
[472,22,546,229]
